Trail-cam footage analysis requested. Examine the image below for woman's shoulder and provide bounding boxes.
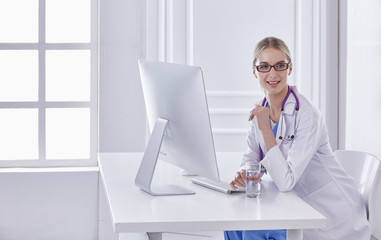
[291,86,322,118]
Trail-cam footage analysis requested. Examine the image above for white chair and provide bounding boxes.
[369,167,381,240]
[334,150,381,240]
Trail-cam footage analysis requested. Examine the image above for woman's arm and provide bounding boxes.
[230,118,263,189]
[261,105,324,192]
[250,105,277,152]
[249,100,325,192]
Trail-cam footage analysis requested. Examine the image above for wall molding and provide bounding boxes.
[295,0,339,150]
[206,90,261,97]
[338,0,347,150]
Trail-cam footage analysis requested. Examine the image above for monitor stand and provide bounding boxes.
[135,117,195,196]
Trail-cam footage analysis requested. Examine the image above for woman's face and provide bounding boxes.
[253,47,292,96]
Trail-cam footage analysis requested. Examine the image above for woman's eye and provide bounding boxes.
[259,65,269,70]
[276,63,285,68]
[275,63,287,70]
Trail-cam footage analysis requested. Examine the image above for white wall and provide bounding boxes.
[0,1,147,240]
[295,0,339,150]
[342,0,381,159]
[146,0,296,152]
[98,0,147,239]
[98,0,147,152]
[0,169,98,240]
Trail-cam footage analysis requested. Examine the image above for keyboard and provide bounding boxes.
[191,177,246,194]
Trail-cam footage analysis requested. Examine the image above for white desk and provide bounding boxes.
[99,152,326,240]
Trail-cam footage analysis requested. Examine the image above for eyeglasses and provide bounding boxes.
[254,62,290,73]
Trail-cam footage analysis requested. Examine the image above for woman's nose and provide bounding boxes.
[268,67,277,77]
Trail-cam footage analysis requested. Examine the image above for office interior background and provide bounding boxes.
[0,0,380,239]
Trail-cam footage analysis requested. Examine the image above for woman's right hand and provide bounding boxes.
[230,170,247,189]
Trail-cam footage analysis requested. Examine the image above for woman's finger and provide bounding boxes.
[248,104,262,121]
[230,181,238,189]
[249,109,256,121]
[235,171,246,185]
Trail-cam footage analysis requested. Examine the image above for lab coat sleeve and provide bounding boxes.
[261,104,325,192]
[240,120,262,170]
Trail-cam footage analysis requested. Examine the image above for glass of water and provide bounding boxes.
[245,162,261,198]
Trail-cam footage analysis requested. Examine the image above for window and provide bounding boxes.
[0,0,98,167]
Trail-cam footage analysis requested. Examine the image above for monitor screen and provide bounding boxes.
[135,59,220,196]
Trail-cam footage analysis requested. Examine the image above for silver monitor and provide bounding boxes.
[135,59,220,196]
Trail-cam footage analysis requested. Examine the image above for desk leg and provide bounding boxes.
[287,229,303,240]
[147,232,163,240]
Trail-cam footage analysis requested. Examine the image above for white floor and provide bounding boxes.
[119,231,380,240]
[163,231,224,240]
[119,231,224,240]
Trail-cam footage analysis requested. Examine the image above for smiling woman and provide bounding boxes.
[226,37,371,240]
[251,38,293,125]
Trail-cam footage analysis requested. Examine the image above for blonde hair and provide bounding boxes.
[252,37,292,67]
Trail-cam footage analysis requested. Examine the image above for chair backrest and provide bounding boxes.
[369,168,381,239]
[334,150,381,239]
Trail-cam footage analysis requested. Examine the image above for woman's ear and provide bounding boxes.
[288,63,293,76]
[253,68,258,78]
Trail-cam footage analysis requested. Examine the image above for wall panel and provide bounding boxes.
[147,0,296,151]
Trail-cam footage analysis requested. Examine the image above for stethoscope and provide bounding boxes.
[258,86,300,171]
[260,86,300,141]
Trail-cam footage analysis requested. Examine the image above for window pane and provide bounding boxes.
[0,50,38,101]
[46,50,90,101]
[0,0,38,43]
[46,108,90,159]
[46,0,90,43]
[0,109,38,160]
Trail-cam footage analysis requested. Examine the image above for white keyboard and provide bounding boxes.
[191,177,246,194]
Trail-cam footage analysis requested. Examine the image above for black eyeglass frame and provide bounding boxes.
[253,62,291,73]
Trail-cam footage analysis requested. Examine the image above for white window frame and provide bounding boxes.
[0,0,98,167]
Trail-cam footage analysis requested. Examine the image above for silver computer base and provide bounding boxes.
[135,118,195,196]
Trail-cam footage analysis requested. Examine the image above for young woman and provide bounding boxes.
[225,37,371,240]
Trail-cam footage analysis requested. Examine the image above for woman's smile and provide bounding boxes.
[266,80,281,87]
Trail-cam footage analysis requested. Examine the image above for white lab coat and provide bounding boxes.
[241,86,371,240]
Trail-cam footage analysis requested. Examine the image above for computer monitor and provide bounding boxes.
[135,59,220,196]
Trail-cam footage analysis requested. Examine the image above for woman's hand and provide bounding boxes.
[248,104,277,153]
[249,105,271,132]
[230,170,247,189]
[230,169,262,189]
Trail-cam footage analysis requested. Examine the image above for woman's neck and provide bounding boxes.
[266,86,289,122]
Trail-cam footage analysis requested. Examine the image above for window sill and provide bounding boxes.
[0,166,99,173]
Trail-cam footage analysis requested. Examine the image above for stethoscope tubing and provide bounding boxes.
[261,86,299,111]
[260,86,299,141]
[257,86,300,166]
